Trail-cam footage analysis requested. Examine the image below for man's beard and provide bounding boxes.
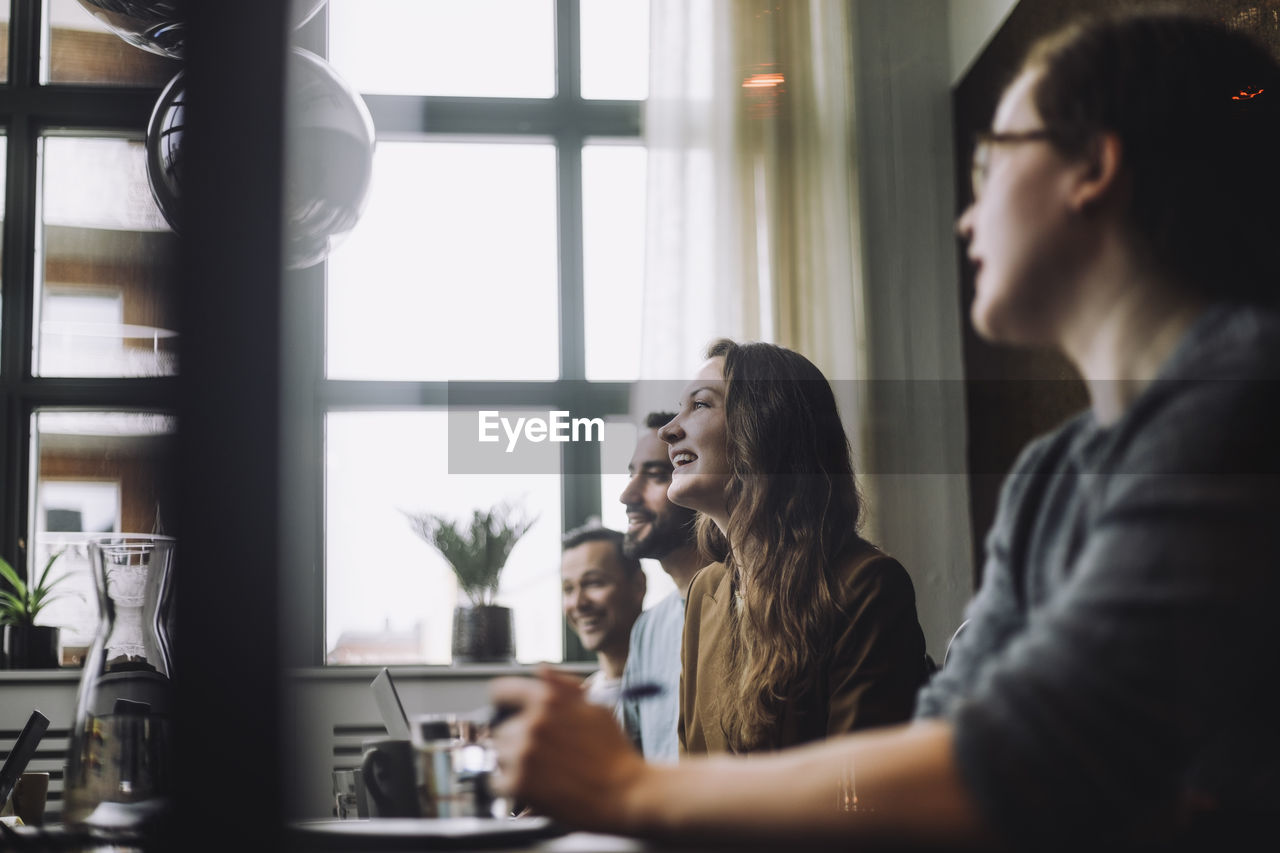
[623,506,697,560]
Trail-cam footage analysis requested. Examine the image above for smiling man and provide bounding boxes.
[618,412,701,762]
[560,525,646,708]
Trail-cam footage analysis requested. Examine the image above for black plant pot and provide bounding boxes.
[3,624,60,669]
[451,605,515,664]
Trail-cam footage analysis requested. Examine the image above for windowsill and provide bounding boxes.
[290,662,598,681]
[0,661,598,683]
[0,668,83,683]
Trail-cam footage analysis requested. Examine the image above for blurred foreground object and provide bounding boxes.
[75,0,329,58]
[64,536,176,842]
[144,47,375,268]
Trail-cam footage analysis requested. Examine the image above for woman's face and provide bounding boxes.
[660,357,731,528]
[956,68,1092,346]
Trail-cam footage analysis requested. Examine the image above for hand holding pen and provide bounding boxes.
[488,667,658,823]
[490,676,663,729]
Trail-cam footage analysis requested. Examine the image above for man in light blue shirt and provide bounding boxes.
[618,412,701,762]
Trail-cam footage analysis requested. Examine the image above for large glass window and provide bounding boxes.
[30,411,176,664]
[582,142,647,381]
[318,1,649,665]
[326,141,560,381]
[38,135,178,378]
[327,0,556,98]
[325,411,563,664]
[580,0,650,100]
[43,0,178,87]
[0,2,178,666]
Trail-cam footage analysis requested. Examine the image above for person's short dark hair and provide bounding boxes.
[560,523,642,576]
[644,411,676,431]
[1022,12,1280,304]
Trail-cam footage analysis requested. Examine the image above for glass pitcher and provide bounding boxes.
[63,534,176,836]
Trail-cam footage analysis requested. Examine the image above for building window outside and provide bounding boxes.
[0,1,180,668]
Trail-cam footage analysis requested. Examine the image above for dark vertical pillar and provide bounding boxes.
[176,1,288,848]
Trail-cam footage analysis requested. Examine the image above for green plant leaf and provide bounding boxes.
[30,575,73,619]
[401,501,539,608]
[0,557,29,602]
[0,550,74,626]
[0,588,27,614]
[33,549,67,594]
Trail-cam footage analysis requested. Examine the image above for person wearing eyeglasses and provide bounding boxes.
[490,11,1280,849]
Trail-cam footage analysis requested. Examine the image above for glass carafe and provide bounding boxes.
[63,534,176,836]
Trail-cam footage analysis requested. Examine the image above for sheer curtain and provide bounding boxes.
[638,0,874,524]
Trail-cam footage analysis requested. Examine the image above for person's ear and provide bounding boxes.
[1069,131,1124,214]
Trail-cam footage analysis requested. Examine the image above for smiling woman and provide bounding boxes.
[659,339,928,754]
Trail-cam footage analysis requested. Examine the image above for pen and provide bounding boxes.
[617,682,664,701]
[490,681,664,728]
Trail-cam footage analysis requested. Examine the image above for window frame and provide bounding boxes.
[291,0,644,666]
[0,1,178,619]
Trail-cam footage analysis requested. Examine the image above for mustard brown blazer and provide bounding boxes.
[679,543,927,754]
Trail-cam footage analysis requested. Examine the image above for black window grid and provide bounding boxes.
[281,0,645,665]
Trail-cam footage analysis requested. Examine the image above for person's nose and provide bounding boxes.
[956,202,976,242]
[658,416,683,445]
[564,586,583,613]
[619,473,642,507]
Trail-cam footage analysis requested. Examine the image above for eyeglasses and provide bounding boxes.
[969,129,1056,199]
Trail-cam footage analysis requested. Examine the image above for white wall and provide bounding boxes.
[848,0,1016,659]
[949,0,1020,83]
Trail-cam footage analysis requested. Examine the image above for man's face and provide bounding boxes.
[619,428,698,559]
[561,540,645,657]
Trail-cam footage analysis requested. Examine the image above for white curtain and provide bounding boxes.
[637,0,873,520]
[641,0,867,380]
[638,0,739,384]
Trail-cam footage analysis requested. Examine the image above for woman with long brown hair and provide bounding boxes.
[661,338,927,753]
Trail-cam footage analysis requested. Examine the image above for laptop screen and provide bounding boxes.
[370,667,411,740]
[0,709,49,809]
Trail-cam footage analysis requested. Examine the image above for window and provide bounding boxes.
[314,0,662,665]
[0,1,180,666]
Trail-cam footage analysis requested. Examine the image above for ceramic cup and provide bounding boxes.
[409,713,500,818]
[360,738,418,818]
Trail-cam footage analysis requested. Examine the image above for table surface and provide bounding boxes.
[1,820,659,853]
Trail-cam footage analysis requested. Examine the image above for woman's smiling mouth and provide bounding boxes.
[671,450,697,468]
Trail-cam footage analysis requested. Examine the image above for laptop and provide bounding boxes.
[0,709,49,811]
[370,667,412,741]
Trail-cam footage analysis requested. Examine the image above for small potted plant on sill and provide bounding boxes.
[0,550,72,669]
[402,501,537,664]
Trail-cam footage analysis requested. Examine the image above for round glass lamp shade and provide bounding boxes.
[143,48,375,269]
[146,69,184,229]
[283,47,377,269]
[76,0,330,59]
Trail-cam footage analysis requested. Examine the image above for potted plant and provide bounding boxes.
[402,501,536,664]
[0,550,72,669]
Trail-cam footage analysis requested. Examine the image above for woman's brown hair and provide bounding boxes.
[695,338,864,750]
